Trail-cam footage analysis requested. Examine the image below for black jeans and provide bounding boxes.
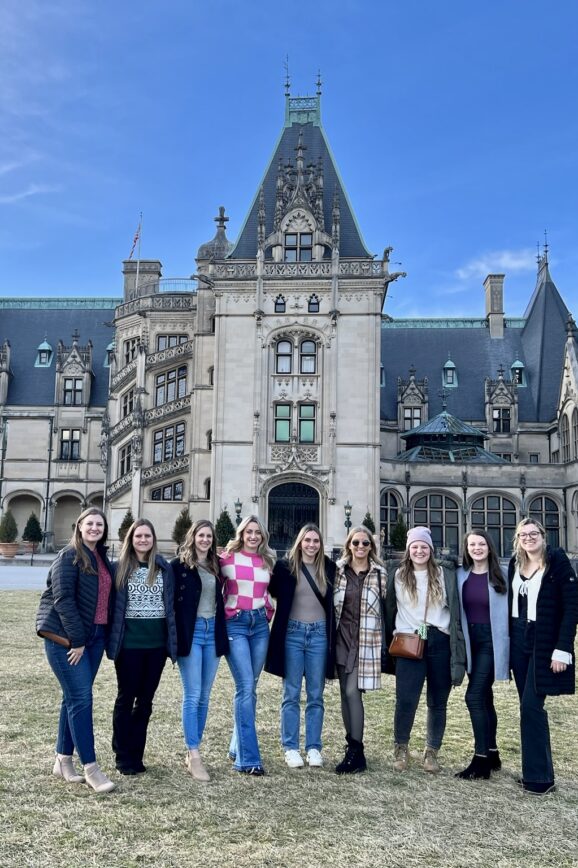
[112,646,167,770]
[394,626,452,750]
[465,623,497,755]
[510,619,554,785]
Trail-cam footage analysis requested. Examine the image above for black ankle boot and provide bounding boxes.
[488,749,501,771]
[455,754,491,780]
[335,738,367,775]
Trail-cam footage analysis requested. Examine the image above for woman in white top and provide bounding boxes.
[385,526,465,773]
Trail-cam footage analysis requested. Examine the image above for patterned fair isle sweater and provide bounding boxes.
[123,563,167,649]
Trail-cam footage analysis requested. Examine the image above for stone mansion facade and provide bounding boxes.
[1,90,577,556]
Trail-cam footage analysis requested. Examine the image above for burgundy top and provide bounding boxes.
[93,550,112,625]
[462,571,490,624]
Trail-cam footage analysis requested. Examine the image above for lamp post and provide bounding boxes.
[344,500,353,532]
[234,498,242,526]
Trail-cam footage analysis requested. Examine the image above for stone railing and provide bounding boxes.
[115,294,195,320]
[146,340,193,368]
[212,260,386,281]
[107,472,132,499]
[109,412,135,443]
[111,358,137,391]
[144,394,191,425]
[142,455,189,483]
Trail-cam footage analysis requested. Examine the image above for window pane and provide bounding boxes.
[285,249,297,262]
[299,421,315,442]
[277,405,291,418]
[275,420,290,442]
[300,233,312,245]
[430,495,442,508]
[300,248,312,262]
[285,234,297,246]
[300,405,314,418]
[414,510,427,524]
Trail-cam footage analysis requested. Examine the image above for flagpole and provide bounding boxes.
[134,212,142,295]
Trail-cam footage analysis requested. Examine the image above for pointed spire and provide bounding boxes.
[438,388,448,411]
[566,314,577,339]
[284,55,290,96]
[196,206,233,260]
[316,70,322,96]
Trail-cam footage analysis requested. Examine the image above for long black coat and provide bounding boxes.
[106,554,177,663]
[265,557,337,679]
[508,547,578,696]
[170,558,229,658]
[36,544,114,648]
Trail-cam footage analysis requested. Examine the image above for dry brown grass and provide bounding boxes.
[1,591,578,868]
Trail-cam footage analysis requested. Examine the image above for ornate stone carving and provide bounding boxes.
[109,413,134,443]
[107,472,132,499]
[141,455,189,482]
[111,359,137,391]
[144,394,191,424]
[116,295,195,320]
[270,445,319,466]
[146,339,194,368]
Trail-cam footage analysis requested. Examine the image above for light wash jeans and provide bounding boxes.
[225,608,269,770]
[281,619,327,752]
[177,616,221,749]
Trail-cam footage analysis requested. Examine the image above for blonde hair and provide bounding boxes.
[179,519,219,575]
[288,523,327,593]
[68,507,108,574]
[225,514,276,572]
[339,525,383,568]
[116,519,159,589]
[396,542,444,606]
[513,517,547,573]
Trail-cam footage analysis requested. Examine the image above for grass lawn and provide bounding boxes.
[1,591,578,868]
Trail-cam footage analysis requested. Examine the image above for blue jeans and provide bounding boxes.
[177,617,221,749]
[281,619,327,752]
[394,626,452,750]
[465,623,498,755]
[225,608,270,770]
[44,624,106,764]
[510,619,555,785]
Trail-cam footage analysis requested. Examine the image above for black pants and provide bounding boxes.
[510,619,554,785]
[112,646,167,770]
[465,623,497,755]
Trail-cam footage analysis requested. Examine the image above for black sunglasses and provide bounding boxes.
[351,540,370,548]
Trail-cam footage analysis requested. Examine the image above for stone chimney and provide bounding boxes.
[484,274,505,339]
[122,260,163,301]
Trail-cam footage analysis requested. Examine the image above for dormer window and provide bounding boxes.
[284,232,312,262]
[35,340,53,368]
[63,377,83,406]
[443,357,457,387]
[274,295,286,313]
[308,294,320,313]
[104,341,114,368]
[511,360,525,386]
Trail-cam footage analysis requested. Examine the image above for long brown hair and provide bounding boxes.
[225,514,276,572]
[396,540,443,606]
[69,507,108,574]
[462,530,506,593]
[513,517,547,573]
[116,519,159,589]
[179,519,219,575]
[339,525,383,568]
[288,523,327,593]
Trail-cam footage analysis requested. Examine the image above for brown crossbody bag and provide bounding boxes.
[388,584,429,660]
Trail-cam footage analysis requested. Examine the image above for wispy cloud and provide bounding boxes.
[0,183,60,204]
[455,248,536,280]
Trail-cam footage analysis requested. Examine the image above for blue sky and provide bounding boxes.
[1,0,577,317]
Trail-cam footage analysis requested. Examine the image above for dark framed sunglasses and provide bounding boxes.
[351,540,370,548]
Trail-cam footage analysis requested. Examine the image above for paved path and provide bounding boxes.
[0,563,52,590]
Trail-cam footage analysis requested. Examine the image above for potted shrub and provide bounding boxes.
[0,509,19,557]
[22,512,43,553]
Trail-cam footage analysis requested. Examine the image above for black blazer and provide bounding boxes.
[106,554,177,663]
[171,558,229,658]
[265,556,337,679]
[36,544,114,648]
[508,547,578,696]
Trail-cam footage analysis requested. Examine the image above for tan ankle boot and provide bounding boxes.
[186,750,210,782]
[53,754,84,783]
[423,747,440,773]
[84,762,116,793]
[393,744,409,772]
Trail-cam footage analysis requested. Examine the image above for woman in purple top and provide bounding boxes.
[455,530,509,780]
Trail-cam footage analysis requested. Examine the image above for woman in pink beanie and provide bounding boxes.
[383,526,465,773]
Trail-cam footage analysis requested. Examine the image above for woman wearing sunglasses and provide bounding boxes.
[508,518,578,794]
[333,525,387,774]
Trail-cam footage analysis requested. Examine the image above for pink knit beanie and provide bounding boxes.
[406,526,433,550]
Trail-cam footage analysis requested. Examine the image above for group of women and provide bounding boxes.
[37,508,578,796]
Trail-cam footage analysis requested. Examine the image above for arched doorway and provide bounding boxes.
[268,482,320,555]
[53,495,83,549]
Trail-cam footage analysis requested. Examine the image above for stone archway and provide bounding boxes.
[268,482,320,555]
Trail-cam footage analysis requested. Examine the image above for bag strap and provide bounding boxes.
[376,569,386,648]
[301,564,326,609]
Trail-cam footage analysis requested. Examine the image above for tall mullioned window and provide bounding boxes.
[276,340,292,374]
[274,404,291,442]
[493,407,510,433]
[119,443,132,477]
[63,378,83,406]
[59,429,80,460]
[300,340,317,374]
[155,366,187,406]
[153,422,185,464]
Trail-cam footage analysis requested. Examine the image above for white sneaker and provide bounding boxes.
[306,749,323,767]
[284,749,304,768]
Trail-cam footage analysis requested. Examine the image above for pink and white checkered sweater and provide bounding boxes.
[220,551,274,621]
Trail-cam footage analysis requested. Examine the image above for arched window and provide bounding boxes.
[561,414,570,463]
[511,360,525,386]
[529,495,560,548]
[471,494,517,557]
[413,493,460,554]
[573,408,578,460]
[300,340,317,374]
[380,490,401,548]
[274,295,286,313]
[276,340,292,374]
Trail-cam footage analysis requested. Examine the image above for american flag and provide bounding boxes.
[128,221,141,260]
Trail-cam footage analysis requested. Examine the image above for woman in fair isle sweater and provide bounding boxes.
[220,515,276,776]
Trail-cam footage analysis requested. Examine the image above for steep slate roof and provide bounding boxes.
[381,263,570,425]
[229,94,372,260]
[0,299,120,407]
